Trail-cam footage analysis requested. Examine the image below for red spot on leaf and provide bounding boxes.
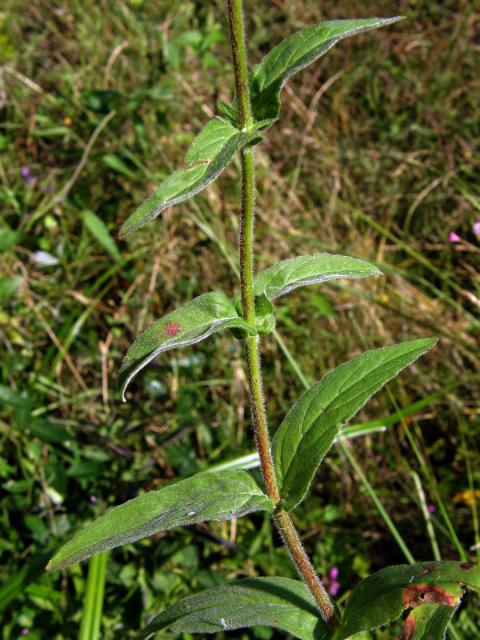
[460,562,475,570]
[165,321,182,337]
[398,616,415,640]
[403,584,458,609]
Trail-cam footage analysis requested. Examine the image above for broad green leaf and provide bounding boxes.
[139,577,332,639]
[250,18,402,122]
[254,253,381,301]
[46,470,272,571]
[273,339,436,510]
[118,291,256,401]
[83,210,121,260]
[399,604,457,640]
[337,561,480,639]
[120,118,259,236]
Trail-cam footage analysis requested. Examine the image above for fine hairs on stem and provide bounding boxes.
[45,5,477,637]
[227,0,337,624]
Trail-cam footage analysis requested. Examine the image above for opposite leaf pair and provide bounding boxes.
[138,562,480,639]
[47,333,435,572]
[118,252,381,400]
[119,18,402,239]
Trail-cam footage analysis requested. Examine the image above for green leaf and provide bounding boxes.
[139,577,332,639]
[399,604,457,640]
[337,561,480,639]
[102,154,137,179]
[120,118,259,237]
[0,276,22,301]
[83,210,121,261]
[254,293,276,335]
[250,18,403,122]
[118,291,256,401]
[254,253,381,301]
[273,338,436,510]
[0,227,20,253]
[46,470,272,571]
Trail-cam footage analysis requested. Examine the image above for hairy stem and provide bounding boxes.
[227,0,337,623]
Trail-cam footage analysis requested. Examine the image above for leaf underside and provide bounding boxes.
[139,577,332,640]
[120,118,258,236]
[118,291,255,400]
[253,253,381,301]
[337,561,480,639]
[250,17,403,122]
[272,338,437,510]
[46,470,272,571]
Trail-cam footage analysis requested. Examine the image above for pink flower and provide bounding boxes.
[473,221,480,236]
[328,566,341,596]
[448,232,461,243]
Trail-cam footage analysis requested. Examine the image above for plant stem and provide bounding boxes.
[227,0,337,624]
[78,551,108,640]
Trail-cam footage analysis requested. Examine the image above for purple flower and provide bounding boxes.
[21,629,30,636]
[20,166,37,186]
[448,231,461,243]
[427,504,436,514]
[89,495,98,504]
[329,566,339,580]
[473,221,480,236]
[328,566,341,596]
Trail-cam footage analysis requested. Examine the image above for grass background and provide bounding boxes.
[0,0,479,637]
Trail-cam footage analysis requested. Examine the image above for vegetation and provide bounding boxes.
[1,1,479,638]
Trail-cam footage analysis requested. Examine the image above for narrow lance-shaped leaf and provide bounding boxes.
[119,291,256,401]
[250,17,403,122]
[139,577,332,640]
[83,210,120,261]
[46,470,273,572]
[273,338,437,510]
[120,118,260,236]
[254,253,381,301]
[336,561,480,639]
[399,604,457,640]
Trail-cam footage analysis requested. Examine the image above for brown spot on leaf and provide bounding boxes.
[460,562,475,570]
[398,616,415,640]
[165,321,182,337]
[420,564,435,576]
[403,584,458,608]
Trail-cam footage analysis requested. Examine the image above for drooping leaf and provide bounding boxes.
[250,17,403,122]
[273,339,437,510]
[120,118,259,236]
[254,253,381,301]
[83,210,121,260]
[337,561,480,639]
[46,470,272,571]
[139,577,333,640]
[399,604,457,640]
[118,291,255,400]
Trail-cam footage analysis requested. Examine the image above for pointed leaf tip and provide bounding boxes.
[47,470,273,571]
[254,253,381,301]
[250,17,405,122]
[120,118,260,237]
[273,338,437,510]
[118,291,256,401]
